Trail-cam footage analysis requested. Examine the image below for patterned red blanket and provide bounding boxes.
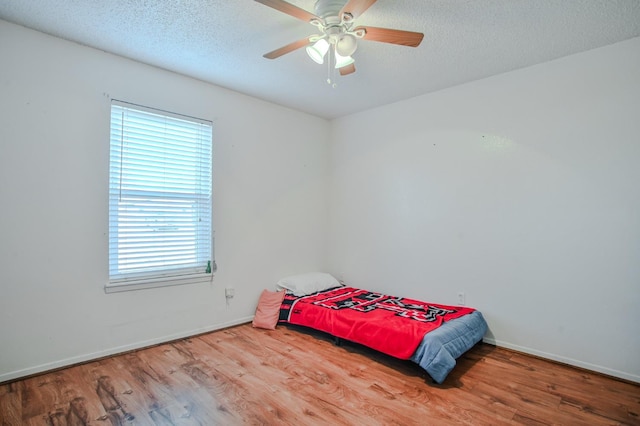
[279,286,475,359]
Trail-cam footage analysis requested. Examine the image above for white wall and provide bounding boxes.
[0,20,330,382]
[328,37,640,382]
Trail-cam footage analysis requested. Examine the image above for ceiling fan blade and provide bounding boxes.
[339,63,356,76]
[340,0,377,20]
[263,38,310,59]
[255,0,319,23]
[355,26,424,47]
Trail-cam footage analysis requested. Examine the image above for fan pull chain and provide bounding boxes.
[326,48,337,88]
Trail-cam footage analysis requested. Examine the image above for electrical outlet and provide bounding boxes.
[225,288,235,299]
[457,292,465,305]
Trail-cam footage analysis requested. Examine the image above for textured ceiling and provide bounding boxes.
[1,0,639,119]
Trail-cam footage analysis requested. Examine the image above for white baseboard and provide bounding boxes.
[483,337,640,384]
[0,316,254,384]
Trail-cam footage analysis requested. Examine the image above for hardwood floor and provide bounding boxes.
[1,323,639,425]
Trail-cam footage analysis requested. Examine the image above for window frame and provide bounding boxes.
[106,99,215,293]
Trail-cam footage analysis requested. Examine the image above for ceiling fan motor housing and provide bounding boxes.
[312,0,359,57]
[314,0,347,19]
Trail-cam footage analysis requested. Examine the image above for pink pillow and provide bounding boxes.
[252,289,286,330]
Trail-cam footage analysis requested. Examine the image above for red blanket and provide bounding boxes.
[279,286,475,359]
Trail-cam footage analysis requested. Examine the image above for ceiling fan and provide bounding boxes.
[255,0,424,82]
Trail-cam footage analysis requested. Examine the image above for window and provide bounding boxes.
[107,100,214,292]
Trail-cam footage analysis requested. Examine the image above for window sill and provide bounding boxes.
[105,272,214,293]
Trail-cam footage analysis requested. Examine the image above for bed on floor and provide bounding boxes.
[275,273,488,384]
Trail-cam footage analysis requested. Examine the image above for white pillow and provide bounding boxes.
[276,272,342,297]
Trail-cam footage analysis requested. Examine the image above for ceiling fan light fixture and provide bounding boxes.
[255,0,425,81]
[336,33,357,57]
[306,38,330,64]
[334,51,355,69]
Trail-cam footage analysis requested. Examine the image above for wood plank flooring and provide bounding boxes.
[1,323,639,425]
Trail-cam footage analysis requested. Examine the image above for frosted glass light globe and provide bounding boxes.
[306,38,330,64]
[336,34,357,57]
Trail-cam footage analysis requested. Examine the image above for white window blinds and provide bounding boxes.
[108,100,213,290]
